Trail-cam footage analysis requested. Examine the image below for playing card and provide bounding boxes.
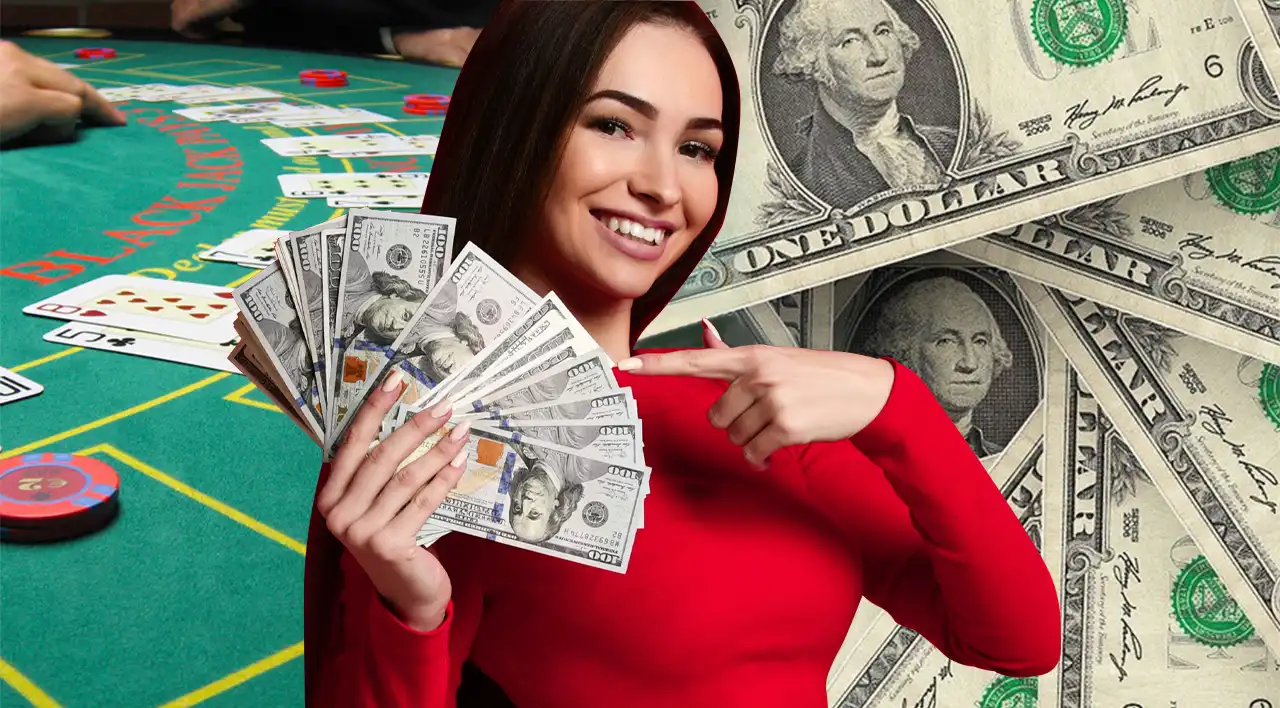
[175,101,301,123]
[176,86,283,104]
[261,133,409,157]
[23,275,238,344]
[198,229,287,268]
[43,322,239,373]
[278,172,429,198]
[97,83,187,102]
[270,108,397,128]
[330,134,439,158]
[326,194,424,209]
[0,366,43,406]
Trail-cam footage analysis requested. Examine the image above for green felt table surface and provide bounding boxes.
[0,35,456,708]
[0,34,720,708]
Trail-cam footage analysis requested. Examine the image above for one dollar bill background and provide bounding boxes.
[647,0,1280,335]
[1041,344,1278,707]
[1024,282,1280,658]
[955,148,1280,364]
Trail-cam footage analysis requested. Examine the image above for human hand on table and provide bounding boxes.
[618,319,896,469]
[317,370,472,632]
[392,27,481,68]
[171,0,244,38]
[0,41,126,146]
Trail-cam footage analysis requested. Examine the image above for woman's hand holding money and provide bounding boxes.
[316,369,472,632]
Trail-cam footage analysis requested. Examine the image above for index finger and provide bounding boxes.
[617,347,750,380]
[28,60,125,126]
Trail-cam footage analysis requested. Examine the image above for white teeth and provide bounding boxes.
[601,214,667,245]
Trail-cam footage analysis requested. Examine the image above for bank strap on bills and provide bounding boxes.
[227,209,650,573]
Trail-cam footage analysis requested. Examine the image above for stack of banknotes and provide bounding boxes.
[229,208,649,573]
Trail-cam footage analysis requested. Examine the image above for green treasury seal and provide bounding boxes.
[1260,363,1280,431]
[979,676,1036,708]
[1030,0,1127,67]
[1206,148,1280,215]
[1171,554,1256,647]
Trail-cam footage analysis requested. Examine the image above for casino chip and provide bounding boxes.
[403,93,449,116]
[0,452,120,543]
[74,47,116,60]
[300,69,349,87]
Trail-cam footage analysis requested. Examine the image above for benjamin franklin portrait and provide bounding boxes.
[507,437,609,545]
[761,0,962,207]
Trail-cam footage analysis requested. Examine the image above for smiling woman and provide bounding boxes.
[305,2,1061,707]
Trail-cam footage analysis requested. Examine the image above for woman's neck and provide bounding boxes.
[510,262,636,364]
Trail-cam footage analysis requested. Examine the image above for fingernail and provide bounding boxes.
[449,420,471,442]
[702,318,722,341]
[450,449,468,468]
[381,369,405,392]
[430,398,453,417]
[617,357,642,371]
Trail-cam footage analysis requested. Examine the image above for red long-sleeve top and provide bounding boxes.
[306,357,1061,707]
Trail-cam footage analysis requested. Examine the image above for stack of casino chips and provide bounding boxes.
[74,47,116,60]
[403,93,449,116]
[0,452,121,543]
[299,69,349,88]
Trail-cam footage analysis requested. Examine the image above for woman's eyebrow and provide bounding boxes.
[586,89,723,131]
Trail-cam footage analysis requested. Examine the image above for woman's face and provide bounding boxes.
[532,21,725,303]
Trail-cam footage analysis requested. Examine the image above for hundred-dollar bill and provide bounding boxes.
[1040,342,1279,708]
[458,350,621,416]
[824,405,1046,708]
[420,293,597,409]
[333,243,540,452]
[232,263,323,438]
[954,147,1280,363]
[456,390,639,423]
[474,419,644,465]
[319,225,346,426]
[291,226,332,408]
[1023,282,1280,654]
[647,0,1280,336]
[326,209,455,445]
[416,426,650,573]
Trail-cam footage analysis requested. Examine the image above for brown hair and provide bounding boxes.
[420,0,742,345]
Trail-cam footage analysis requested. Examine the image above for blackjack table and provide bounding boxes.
[0,33,461,708]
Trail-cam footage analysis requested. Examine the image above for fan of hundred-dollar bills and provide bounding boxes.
[228,209,649,573]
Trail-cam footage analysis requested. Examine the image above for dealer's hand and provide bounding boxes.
[618,319,896,468]
[392,27,481,68]
[171,0,244,38]
[0,41,126,145]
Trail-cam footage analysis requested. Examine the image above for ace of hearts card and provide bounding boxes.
[23,275,238,344]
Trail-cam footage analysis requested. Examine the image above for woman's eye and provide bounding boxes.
[682,141,719,162]
[592,117,631,138]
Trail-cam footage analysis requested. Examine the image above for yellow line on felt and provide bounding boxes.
[8,347,81,373]
[157,642,304,708]
[79,444,306,555]
[224,382,281,413]
[0,374,230,459]
[0,658,63,708]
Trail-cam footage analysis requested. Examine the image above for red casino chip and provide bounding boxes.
[0,452,121,543]
[74,47,116,60]
[300,69,349,87]
[403,94,449,115]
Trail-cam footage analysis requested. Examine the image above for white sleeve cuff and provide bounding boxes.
[380,27,399,55]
